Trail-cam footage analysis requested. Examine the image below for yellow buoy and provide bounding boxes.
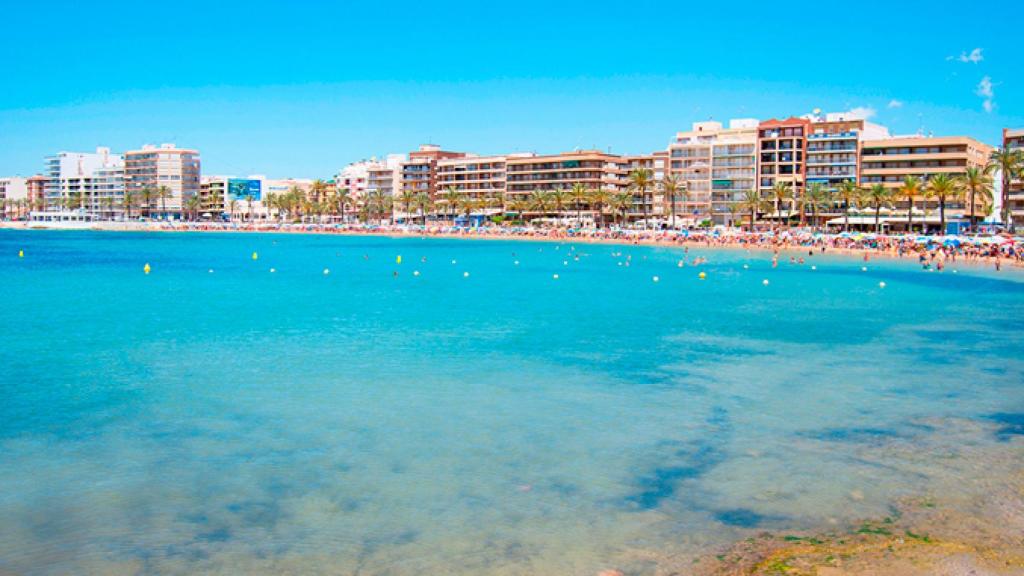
[252,251,259,261]
[396,255,402,265]
[143,263,151,274]
[18,250,24,258]
[698,272,706,280]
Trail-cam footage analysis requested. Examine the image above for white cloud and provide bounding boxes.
[887,99,903,109]
[845,106,877,120]
[976,76,995,113]
[948,48,984,63]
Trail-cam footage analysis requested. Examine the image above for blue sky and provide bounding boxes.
[1,0,1021,178]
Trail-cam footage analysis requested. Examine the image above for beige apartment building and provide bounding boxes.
[506,150,628,220]
[860,136,993,218]
[124,144,201,219]
[436,155,507,197]
[1003,128,1024,222]
[668,119,758,225]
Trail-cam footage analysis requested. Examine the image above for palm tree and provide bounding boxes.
[660,174,685,229]
[926,173,962,234]
[335,188,353,223]
[397,189,417,224]
[528,189,552,221]
[770,181,792,230]
[157,185,172,219]
[959,166,994,228]
[588,188,612,229]
[569,182,589,226]
[140,187,156,218]
[122,190,136,220]
[65,191,82,211]
[440,186,464,224]
[627,169,654,229]
[184,195,201,221]
[836,180,860,232]
[228,199,239,221]
[263,191,278,222]
[415,191,433,224]
[550,187,571,224]
[806,182,830,229]
[862,184,893,234]
[987,148,1024,231]
[309,179,328,206]
[741,189,766,229]
[244,193,256,222]
[611,192,633,226]
[895,175,922,233]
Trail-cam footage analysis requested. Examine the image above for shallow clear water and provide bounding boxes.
[1,230,1022,575]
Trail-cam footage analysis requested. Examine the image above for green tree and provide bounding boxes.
[986,148,1024,231]
[895,176,922,233]
[806,182,831,229]
[741,189,767,229]
[528,189,552,221]
[770,181,792,230]
[958,166,994,226]
[588,188,612,229]
[660,174,685,229]
[627,169,654,229]
[926,173,962,233]
[862,184,893,234]
[570,182,589,226]
[836,180,860,232]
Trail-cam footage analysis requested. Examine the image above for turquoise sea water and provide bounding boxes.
[1,230,1022,575]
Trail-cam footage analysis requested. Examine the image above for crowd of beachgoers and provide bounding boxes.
[6,219,1024,269]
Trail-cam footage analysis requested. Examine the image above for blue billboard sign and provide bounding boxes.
[229,179,261,200]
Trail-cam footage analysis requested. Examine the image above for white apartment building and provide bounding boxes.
[43,147,125,216]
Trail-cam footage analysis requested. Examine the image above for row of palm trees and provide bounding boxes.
[739,169,995,233]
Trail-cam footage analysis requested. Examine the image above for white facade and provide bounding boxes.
[337,154,404,198]
[43,147,125,215]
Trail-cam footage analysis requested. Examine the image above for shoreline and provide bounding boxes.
[2,221,1019,272]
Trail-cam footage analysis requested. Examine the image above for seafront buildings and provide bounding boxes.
[6,113,1021,229]
[124,144,201,219]
[860,136,993,226]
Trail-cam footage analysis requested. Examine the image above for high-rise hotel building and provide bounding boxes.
[124,144,201,219]
[1003,128,1024,223]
